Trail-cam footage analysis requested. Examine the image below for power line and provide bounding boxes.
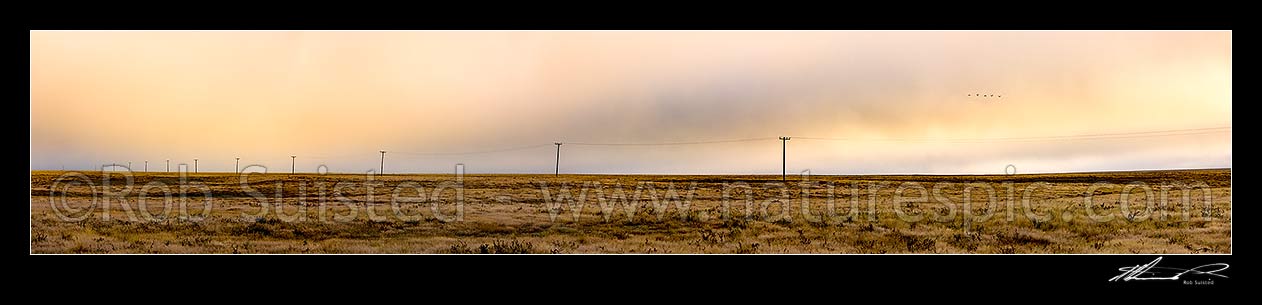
[392,144,555,156]
[305,152,377,160]
[795,127,1230,143]
[567,137,774,146]
[95,126,1228,175]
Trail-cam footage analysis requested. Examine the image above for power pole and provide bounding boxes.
[291,155,296,174]
[379,150,386,174]
[166,159,170,172]
[235,157,240,174]
[194,158,198,173]
[144,160,148,172]
[127,161,131,171]
[553,142,562,176]
[779,136,791,181]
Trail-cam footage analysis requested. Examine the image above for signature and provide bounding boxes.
[1109,257,1229,282]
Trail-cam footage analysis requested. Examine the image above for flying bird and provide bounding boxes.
[967,93,1005,100]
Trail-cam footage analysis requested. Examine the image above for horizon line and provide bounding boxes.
[29,167,1231,176]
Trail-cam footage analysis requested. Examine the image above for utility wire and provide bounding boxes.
[567,137,774,146]
[795,126,1230,143]
[218,126,1229,165]
[392,144,555,156]
[305,152,377,160]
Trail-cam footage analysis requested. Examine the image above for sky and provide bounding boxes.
[29,31,1231,174]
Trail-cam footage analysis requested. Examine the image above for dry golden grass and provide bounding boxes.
[29,169,1230,254]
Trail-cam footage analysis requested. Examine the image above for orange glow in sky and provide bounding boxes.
[30,31,1231,174]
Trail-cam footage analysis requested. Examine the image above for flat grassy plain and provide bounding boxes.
[30,169,1230,254]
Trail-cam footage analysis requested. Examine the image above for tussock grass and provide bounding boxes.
[29,169,1231,253]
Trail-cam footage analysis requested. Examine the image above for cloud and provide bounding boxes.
[30,31,1231,174]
